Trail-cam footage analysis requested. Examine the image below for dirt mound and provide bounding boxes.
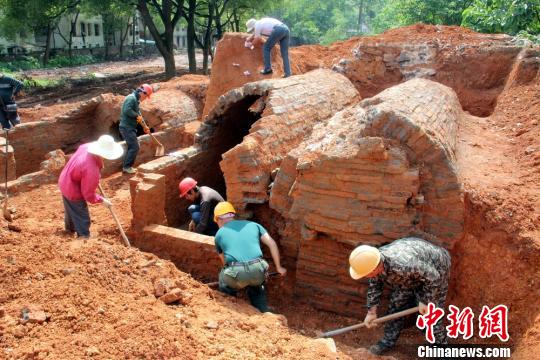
[204,25,522,118]
[0,180,351,360]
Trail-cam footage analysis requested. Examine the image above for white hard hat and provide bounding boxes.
[349,245,381,280]
[88,134,124,160]
[246,18,257,33]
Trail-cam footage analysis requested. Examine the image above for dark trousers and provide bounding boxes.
[62,196,90,238]
[380,283,449,348]
[263,24,291,77]
[0,108,20,130]
[187,204,219,236]
[188,204,202,223]
[119,126,139,169]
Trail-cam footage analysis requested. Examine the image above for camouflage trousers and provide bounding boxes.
[380,278,449,347]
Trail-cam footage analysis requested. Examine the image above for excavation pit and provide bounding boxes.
[0,76,207,194]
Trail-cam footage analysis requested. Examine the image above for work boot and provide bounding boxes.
[368,341,393,355]
[260,69,273,75]
[122,167,137,174]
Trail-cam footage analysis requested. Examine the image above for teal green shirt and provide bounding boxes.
[119,92,140,129]
[214,220,266,264]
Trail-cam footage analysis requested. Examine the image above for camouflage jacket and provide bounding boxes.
[366,237,451,308]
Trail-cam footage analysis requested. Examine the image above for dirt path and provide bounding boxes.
[22,53,204,80]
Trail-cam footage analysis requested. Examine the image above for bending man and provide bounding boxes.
[349,237,451,355]
[246,17,291,77]
[58,135,124,238]
[213,201,286,312]
[0,73,23,129]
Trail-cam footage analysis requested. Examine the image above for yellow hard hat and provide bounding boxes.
[214,201,236,223]
[349,245,381,280]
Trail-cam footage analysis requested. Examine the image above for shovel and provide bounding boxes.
[317,306,420,338]
[98,183,130,247]
[140,117,164,157]
[2,129,12,222]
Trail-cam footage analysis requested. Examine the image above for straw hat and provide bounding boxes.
[88,135,124,160]
[246,18,257,33]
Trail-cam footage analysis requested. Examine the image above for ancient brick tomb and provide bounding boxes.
[269,78,463,314]
[131,74,464,316]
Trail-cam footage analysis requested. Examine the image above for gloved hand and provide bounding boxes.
[136,115,143,124]
[364,310,378,328]
[143,126,150,134]
[419,301,428,315]
[102,198,112,208]
[188,220,196,232]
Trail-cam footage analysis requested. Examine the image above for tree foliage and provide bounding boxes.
[462,0,540,35]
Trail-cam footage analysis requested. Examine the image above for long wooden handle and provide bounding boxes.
[318,306,420,338]
[149,133,164,146]
[140,117,164,147]
[98,184,131,247]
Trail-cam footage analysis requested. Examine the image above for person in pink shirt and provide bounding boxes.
[58,135,124,238]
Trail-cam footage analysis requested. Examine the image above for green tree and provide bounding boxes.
[86,0,135,60]
[462,0,540,35]
[372,0,474,33]
[0,0,81,65]
[135,0,185,79]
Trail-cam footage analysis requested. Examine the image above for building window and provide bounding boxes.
[94,24,100,36]
[80,22,86,36]
[87,23,92,36]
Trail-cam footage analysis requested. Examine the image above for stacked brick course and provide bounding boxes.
[130,74,464,317]
[270,78,463,314]
[135,69,358,227]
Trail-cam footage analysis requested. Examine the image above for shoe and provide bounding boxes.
[260,69,273,75]
[122,167,137,174]
[282,74,291,78]
[368,342,393,355]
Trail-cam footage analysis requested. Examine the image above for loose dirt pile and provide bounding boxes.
[0,178,358,359]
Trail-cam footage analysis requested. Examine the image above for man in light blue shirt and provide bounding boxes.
[213,201,286,312]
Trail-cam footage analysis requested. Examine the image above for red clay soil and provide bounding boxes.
[0,176,355,360]
[18,74,209,125]
[204,24,518,118]
[2,25,540,360]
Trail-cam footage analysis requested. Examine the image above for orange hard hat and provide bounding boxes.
[179,177,197,197]
[140,84,153,97]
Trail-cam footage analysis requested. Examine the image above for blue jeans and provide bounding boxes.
[188,204,202,224]
[119,126,139,169]
[263,24,291,77]
[62,196,90,238]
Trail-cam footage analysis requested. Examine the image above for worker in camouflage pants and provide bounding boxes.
[349,237,451,355]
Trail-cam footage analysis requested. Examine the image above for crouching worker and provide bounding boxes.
[213,201,287,312]
[349,237,451,355]
[179,177,224,236]
[58,135,124,238]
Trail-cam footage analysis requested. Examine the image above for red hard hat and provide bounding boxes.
[140,84,153,97]
[179,177,197,197]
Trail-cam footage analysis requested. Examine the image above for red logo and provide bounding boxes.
[416,303,445,343]
[446,305,474,340]
[478,305,509,342]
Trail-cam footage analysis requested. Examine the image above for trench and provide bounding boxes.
[168,94,264,229]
